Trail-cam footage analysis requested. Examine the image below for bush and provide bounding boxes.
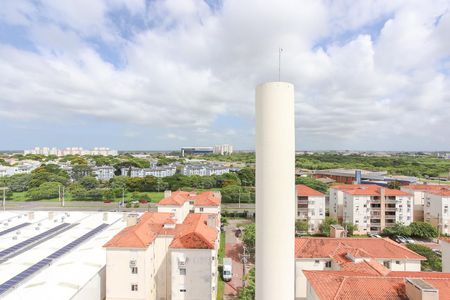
[406,244,441,271]
[409,222,438,239]
[383,223,412,237]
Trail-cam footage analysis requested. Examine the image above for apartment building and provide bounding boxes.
[401,184,450,221]
[121,166,177,178]
[424,189,450,235]
[329,184,413,234]
[93,166,115,181]
[104,191,220,300]
[295,184,325,233]
[295,237,425,299]
[304,270,450,300]
[181,165,229,176]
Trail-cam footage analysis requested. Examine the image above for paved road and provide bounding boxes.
[223,219,253,300]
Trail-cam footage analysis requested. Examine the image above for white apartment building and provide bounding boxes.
[24,147,118,156]
[181,165,229,176]
[213,144,233,155]
[104,191,221,300]
[0,162,40,177]
[401,184,450,221]
[424,189,450,235]
[121,167,177,178]
[329,184,413,234]
[93,166,116,181]
[295,237,425,299]
[295,184,325,233]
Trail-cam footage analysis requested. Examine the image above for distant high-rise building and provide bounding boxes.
[213,144,233,155]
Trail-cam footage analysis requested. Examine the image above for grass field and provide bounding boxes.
[7,191,166,202]
[217,231,226,300]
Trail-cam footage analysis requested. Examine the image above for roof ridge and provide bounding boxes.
[333,276,348,300]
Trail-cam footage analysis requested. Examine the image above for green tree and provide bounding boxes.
[27,182,60,200]
[383,223,412,237]
[126,177,144,192]
[343,223,358,236]
[238,268,255,300]
[237,168,255,186]
[406,244,442,271]
[387,180,401,190]
[242,223,256,253]
[410,222,438,238]
[71,165,93,180]
[7,174,32,192]
[217,173,241,187]
[319,217,338,236]
[295,220,308,233]
[111,176,129,190]
[79,176,99,190]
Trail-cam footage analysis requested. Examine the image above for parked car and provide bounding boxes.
[222,257,233,282]
[393,236,407,243]
[432,249,442,257]
[404,237,415,244]
[368,233,382,238]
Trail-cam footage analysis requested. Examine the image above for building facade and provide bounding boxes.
[104,191,221,300]
[121,167,177,178]
[424,189,450,235]
[295,237,425,299]
[295,184,325,233]
[93,166,115,181]
[329,184,413,234]
[401,184,450,222]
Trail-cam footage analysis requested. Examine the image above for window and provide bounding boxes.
[180,268,186,275]
[325,261,332,268]
[383,261,391,269]
[180,289,187,292]
[314,260,320,265]
[200,207,204,212]
[131,267,138,274]
[396,261,401,264]
[131,284,138,291]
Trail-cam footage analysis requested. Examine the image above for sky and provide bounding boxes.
[0,0,449,151]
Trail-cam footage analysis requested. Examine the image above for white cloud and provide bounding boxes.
[0,0,449,150]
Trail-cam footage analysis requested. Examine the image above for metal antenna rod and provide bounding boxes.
[278,48,283,81]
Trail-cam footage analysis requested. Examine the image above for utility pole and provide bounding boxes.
[239,245,250,287]
[62,186,65,207]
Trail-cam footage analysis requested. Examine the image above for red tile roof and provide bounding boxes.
[103,212,175,248]
[304,270,450,300]
[332,184,411,196]
[295,237,425,260]
[428,189,450,196]
[158,191,221,207]
[296,184,324,197]
[169,213,218,249]
[403,184,450,192]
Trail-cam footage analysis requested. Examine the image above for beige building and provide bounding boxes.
[441,238,450,273]
[104,191,220,300]
[401,184,450,221]
[424,189,450,235]
[329,184,413,234]
[294,237,424,299]
[295,184,325,233]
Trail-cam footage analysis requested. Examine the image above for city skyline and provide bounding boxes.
[1,0,449,151]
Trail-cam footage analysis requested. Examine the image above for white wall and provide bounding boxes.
[194,206,220,215]
[442,240,450,272]
[106,246,156,300]
[401,188,425,221]
[171,249,215,300]
[374,259,421,271]
[425,194,450,235]
[329,188,344,221]
[157,202,190,224]
[295,259,329,299]
[155,235,174,300]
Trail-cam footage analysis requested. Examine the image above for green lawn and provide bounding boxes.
[217,231,226,300]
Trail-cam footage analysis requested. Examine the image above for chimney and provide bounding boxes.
[126,213,139,227]
[256,82,295,300]
[330,224,346,238]
[164,190,172,198]
[405,278,438,300]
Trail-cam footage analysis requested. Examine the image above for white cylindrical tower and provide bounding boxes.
[255,82,295,300]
